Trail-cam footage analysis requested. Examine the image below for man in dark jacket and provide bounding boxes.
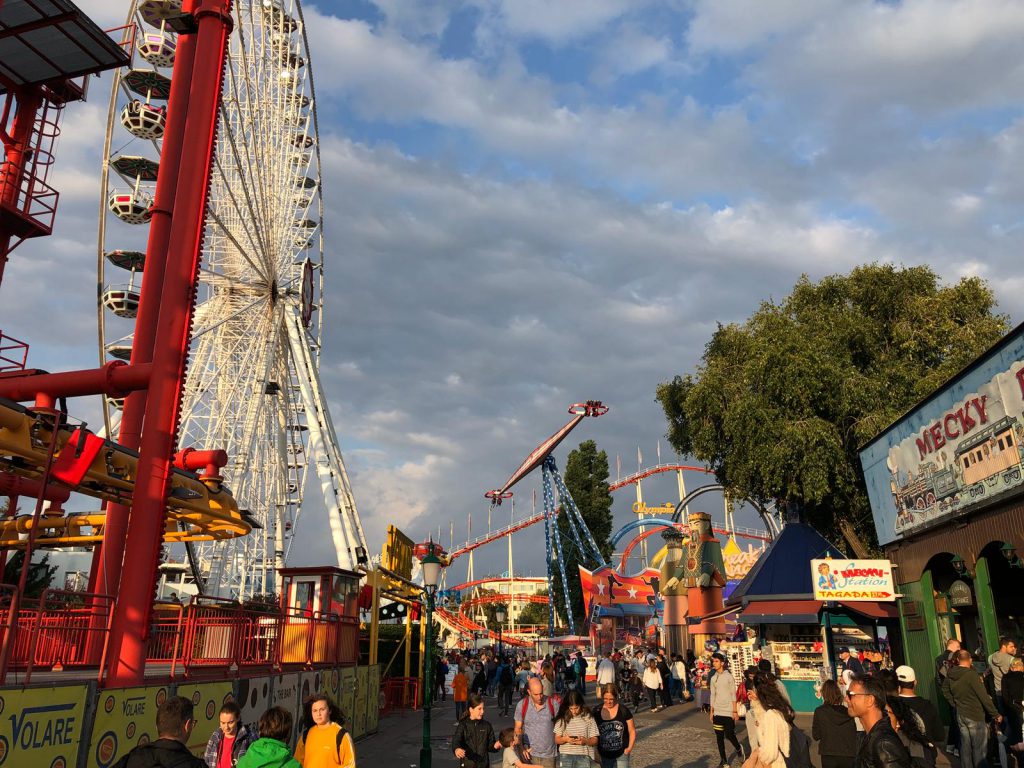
[896,665,943,768]
[942,649,1002,768]
[840,647,865,676]
[114,695,207,768]
[848,675,911,768]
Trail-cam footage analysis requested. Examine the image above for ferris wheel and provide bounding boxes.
[96,0,366,599]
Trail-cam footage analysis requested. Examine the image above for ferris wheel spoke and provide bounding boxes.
[205,200,271,282]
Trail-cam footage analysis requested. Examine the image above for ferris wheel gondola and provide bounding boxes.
[97,0,365,599]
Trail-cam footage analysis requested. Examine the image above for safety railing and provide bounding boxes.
[145,599,360,678]
[0,331,29,371]
[0,587,115,684]
[381,676,421,715]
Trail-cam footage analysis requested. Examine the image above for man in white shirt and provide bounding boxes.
[596,652,617,691]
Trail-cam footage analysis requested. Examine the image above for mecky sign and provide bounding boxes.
[812,559,896,602]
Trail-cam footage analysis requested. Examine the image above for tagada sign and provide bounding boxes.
[812,559,896,601]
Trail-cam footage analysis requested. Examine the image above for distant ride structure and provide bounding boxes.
[96,0,365,600]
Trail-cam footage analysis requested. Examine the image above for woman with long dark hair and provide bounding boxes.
[812,679,857,768]
[747,674,795,768]
[553,690,599,768]
[295,693,353,768]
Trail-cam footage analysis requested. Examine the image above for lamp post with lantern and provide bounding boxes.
[496,605,506,657]
[419,546,445,768]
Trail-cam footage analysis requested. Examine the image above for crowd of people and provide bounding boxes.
[445,636,1024,768]
[111,691,356,768]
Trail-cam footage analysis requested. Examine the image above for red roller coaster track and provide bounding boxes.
[608,463,713,492]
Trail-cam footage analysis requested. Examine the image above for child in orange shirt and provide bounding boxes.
[453,666,469,722]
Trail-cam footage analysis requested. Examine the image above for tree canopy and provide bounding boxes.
[656,264,1008,550]
[552,439,614,628]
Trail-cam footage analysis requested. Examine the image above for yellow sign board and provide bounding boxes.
[0,683,89,768]
[631,501,676,516]
[383,525,414,581]
[90,684,168,768]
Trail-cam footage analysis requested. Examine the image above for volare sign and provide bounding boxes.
[860,329,1024,547]
[812,559,896,601]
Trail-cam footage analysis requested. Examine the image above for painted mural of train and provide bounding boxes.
[893,415,1024,534]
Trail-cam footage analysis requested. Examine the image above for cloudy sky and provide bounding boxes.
[5,0,1024,581]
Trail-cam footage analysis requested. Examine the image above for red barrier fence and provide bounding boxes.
[381,676,421,715]
[0,583,359,684]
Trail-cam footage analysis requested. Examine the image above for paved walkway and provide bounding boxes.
[357,689,960,768]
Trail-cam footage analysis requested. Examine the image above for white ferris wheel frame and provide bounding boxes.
[96,0,365,599]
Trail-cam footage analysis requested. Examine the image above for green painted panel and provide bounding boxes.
[781,679,821,713]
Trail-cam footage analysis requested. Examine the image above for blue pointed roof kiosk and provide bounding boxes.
[721,511,899,712]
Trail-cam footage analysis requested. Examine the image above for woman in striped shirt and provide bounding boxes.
[553,690,599,768]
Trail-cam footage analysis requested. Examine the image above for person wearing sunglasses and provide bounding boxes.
[846,676,911,768]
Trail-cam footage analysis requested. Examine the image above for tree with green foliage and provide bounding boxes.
[551,439,614,630]
[2,550,58,598]
[517,591,549,627]
[656,264,1008,551]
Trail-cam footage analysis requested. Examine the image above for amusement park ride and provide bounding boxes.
[0,0,367,700]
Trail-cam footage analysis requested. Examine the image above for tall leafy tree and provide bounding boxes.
[656,264,1008,550]
[551,439,614,630]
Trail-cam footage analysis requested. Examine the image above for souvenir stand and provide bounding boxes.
[724,520,899,712]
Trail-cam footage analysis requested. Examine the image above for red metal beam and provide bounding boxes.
[105,0,234,688]
[446,512,546,560]
[91,9,198,597]
[0,361,150,404]
[0,472,71,504]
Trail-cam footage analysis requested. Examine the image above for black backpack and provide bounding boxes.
[500,665,515,686]
[303,724,348,762]
[783,724,813,768]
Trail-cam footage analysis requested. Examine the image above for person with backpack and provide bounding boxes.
[237,707,302,768]
[294,694,354,768]
[498,656,516,716]
[812,679,858,768]
[745,674,814,768]
[515,678,560,768]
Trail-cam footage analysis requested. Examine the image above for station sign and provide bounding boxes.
[812,558,896,601]
[382,525,414,581]
[860,328,1024,547]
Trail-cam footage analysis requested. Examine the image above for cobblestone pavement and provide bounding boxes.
[357,689,961,768]
[357,691,756,768]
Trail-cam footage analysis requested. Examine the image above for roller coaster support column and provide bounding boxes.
[92,9,199,597]
[104,0,233,688]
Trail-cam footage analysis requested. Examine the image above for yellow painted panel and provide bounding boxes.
[176,681,233,756]
[90,684,168,767]
[0,683,89,768]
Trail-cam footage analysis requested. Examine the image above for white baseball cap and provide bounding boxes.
[895,665,916,683]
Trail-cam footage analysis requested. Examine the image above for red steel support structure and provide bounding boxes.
[91,8,200,598]
[104,0,234,688]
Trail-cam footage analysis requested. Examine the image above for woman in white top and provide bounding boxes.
[553,690,599,768]
[746,674,793,768]
[642,658,664,712]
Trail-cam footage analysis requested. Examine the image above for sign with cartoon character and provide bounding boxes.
[861,330,1024,546]
[811,559,896,601]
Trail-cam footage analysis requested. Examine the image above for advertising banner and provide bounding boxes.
[365,665,380,733]
[861,330,1024,546]
[177,681,233,756]
[90,684,168,768]
[272,673,301,748]
[0,683,90,768]
[811,559,896,601]
[352,666,368,738]
[339,667,356,731]
[236,677,273,740]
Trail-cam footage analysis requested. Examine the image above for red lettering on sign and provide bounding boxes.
[1017,367,1024,399]
[917,433,933,460]
[943,413,960,440]
[956,405,976,435]
[972,396,989,425]
[929,423,946,450]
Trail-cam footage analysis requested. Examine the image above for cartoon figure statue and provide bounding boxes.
[681,511,727,634]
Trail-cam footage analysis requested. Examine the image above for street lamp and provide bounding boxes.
[419,548,444,768]
[496,606,507,657]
